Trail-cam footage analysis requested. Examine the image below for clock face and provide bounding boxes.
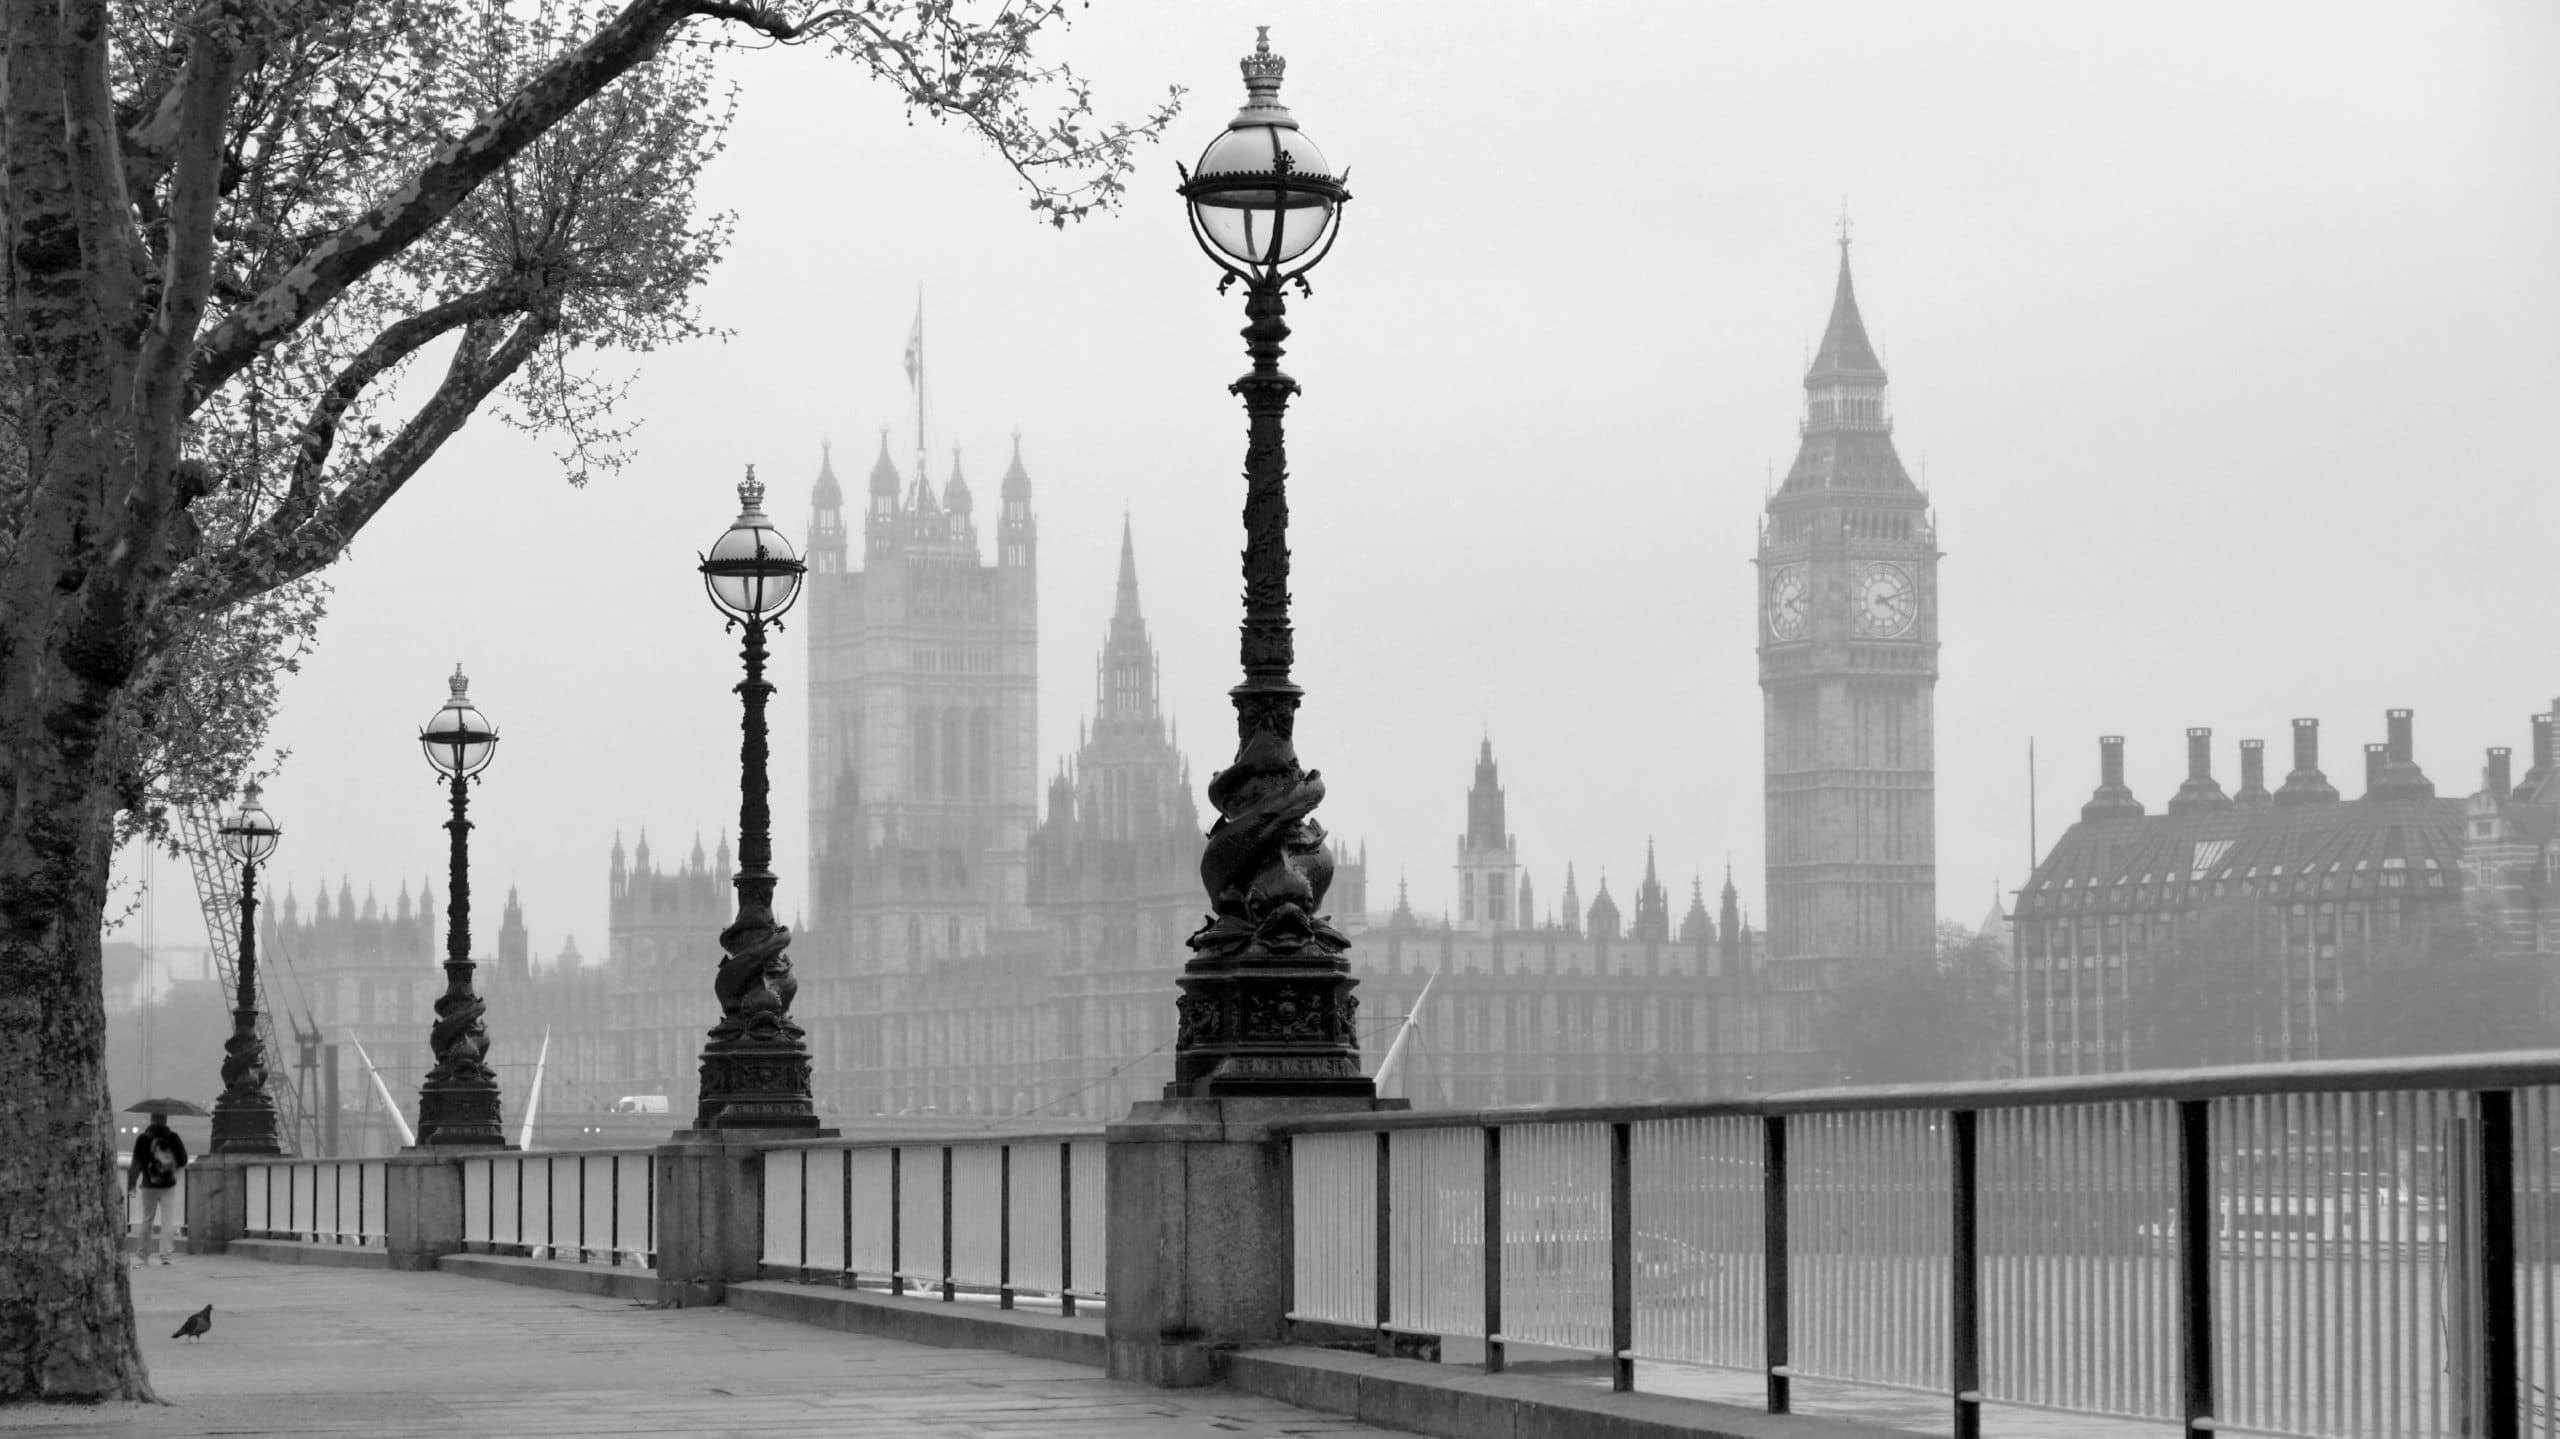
[1855,561,1918,638]
[1765,564,1808,640]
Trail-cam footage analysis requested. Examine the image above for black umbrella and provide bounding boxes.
[123,1098,210,1117]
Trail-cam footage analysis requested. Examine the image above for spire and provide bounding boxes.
[813,438,842,509]
[1390,875,1416,928]
[1807,225,1886,383]
[1559,863,1583,937]
[1114,514,1141,623]
[1587,875,1621,941]
[689,831,707,872]
[1777,228,1914,496]
[868,429,900,498]
[1680,877,1711,943]
[943,447,973,514]
[610,830,626,870]
[1001,431,1032,502]
[1095,517,1158,727]
[1718,865,1742,953]
[1465,739,1506,852]
[1631,840,1669,941]
[633,828,652,871]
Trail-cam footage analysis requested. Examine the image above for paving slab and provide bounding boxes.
[0,1255,1400,1438]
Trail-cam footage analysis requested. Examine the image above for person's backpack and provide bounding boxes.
[142,1139,178,1188]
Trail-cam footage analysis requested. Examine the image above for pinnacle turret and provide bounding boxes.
[1001,432,1032,502]
[868,430,900,498]
[943,448,972,514]
[813,438,842,509]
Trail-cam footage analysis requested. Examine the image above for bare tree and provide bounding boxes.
[0,0,1175,1402]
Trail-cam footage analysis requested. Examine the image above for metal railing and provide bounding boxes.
[1282,1051,2560,1439]
[757,1135,1107,1312]
[460,1151,655,1268]
[239,1158,387,1247]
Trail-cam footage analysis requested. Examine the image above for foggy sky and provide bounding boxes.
[129,1,2560,983]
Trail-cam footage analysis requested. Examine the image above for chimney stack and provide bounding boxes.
[2275,717,2339,806]
[2167,727,2233,814]
[2364,742,2388,797]
[2367,708,2437,801]
[2488,747,2513,803]
[2081,735,2145,822]
[2235,739,2271,807]
[2528,712,2554,787]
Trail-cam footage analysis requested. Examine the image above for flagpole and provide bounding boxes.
[913,284,926,489]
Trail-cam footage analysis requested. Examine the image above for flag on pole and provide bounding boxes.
[902,302,923,388]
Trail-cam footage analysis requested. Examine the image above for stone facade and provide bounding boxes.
[2016,703,2559,1075]
[1756,238,1940,985]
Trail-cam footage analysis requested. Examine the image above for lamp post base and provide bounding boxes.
[1168,960,1373,1101]
[694,1037,824,1131]
[415,1082,511,1148]
[208,1097,285,1157]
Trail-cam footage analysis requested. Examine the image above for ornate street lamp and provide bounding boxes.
[693,467,822,1130]
[1167,29,1369,1097]
[210,782,285,1155]
[414,666,508,1147]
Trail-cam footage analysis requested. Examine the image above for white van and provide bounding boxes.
[611,1095,671,1115]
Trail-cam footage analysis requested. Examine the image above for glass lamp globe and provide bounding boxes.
[218,781,281,863]
[1182,28,1347,278]
[700,469,805,623]
[420,666,498,779]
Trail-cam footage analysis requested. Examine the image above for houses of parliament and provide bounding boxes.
[263,242,1946,1137]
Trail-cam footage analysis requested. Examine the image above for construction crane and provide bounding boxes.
[177,800,312,1152]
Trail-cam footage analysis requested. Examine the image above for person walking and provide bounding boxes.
[125,1110,189,1265]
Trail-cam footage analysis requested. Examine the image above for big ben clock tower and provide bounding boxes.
[1757,231,1938,994]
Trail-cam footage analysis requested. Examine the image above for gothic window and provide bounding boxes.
[969,709,990,800]
[913,707,936,799]
[943,708,964,799]
[1461,873,1475,922]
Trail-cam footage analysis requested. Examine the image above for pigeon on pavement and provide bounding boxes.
[172,1305,212,1342]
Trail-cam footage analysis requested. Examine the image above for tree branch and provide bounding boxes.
[167,305,558,617]
[183,0,729,412]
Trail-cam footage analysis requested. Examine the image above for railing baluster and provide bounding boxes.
[1609,1120,1633,1393]
[2480,1089,2519,1439]
[1765,1112,1790,1415]
[1483,1125,1504,1374]
[1950,1109,1980,1439]
[889,1146,904,1296]
[1374,1130,1392,1358]
[2177,1097,2215,1439]
[998,1145,1013,1309]
[1059,1141,1075,1319]
[941,1145,956,1303]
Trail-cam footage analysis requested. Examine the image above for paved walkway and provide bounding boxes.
[1,1256,1402,1438]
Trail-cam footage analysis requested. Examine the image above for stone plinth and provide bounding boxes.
[385,1151,466,1271]
[183,1155,250,1255]
[1104,1096,1402,1387]
[652,1132,770,1306]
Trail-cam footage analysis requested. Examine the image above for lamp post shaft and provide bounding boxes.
[210,856,282,1155]
[1170,274,1371,1099]
[693,614,820,1131]
[1234,277,1300,699]
[415,772,506,1146]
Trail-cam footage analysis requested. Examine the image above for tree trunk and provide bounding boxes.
[0,691,153,1402]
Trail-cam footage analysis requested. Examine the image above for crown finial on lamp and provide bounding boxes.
[1233,25,1293,127]
[448,664,469,700]
[738,464,766,517]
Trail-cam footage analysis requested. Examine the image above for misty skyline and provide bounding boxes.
[121,2,2558,977]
